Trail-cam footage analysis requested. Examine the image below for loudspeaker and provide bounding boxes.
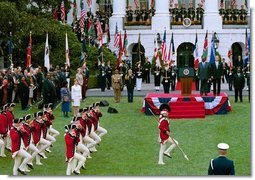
[100,100,109,107]
[107,107,118,113]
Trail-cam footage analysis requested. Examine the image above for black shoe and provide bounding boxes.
[27,164,34,170]
[18,168,27,175]
[45,149,51,153]
[73,170,80,175]
[5,147,11,152]
[38,153,45,159]
[163,153,172,158]
[89,150,93,153]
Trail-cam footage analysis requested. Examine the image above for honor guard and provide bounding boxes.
[161,63,171,93]
[106,61,113,90]
[5,103,15,151]
[188,2,195,21]
[98,61,107,92]
[143,57,151,83]
[135,61,143,91]
[158,104,178,165]
[172,4,180,22]
[240,5,247,22]
[0,106,8,157]
[196,3,204,22]
[153,65,162,91]
[127,5,133,22]
[208,143,235,175]
[180,3,187,21]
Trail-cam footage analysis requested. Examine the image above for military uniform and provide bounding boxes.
[143,59,151,83]
[106,62,113,90]
[127,8,133,22]
[180,4,187,21]
[188,4,195,21]
[208,143,235,175]
[172,4,180,22]
[170,65,177,91]
[134,8,142,22]
[135,62,143,91]
[161,66,171,93]
[233,70,245,102]
[153,65,162,91]
[196,5,204,22]
[98,62,107,92]
[219,8,226,22]
[232,6,239,22]
[111,70,122,103]
[225,7,233,21]
[240,6,247,22]
[125,70,135,103]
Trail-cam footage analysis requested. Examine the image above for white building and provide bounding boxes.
[67,0,250,68]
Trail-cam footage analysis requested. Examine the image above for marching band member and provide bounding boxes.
[92,102,107,138]
[5,103,16,151]
[158,104,178,165]
[10,118,32,175]
[0,105,8,157]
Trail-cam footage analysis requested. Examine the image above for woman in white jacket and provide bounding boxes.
[71,79,82,116]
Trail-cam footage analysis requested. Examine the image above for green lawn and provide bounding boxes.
[0,96,251,176]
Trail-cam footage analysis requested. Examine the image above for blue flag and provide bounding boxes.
[209,35,216,64]
[244,29,250,67]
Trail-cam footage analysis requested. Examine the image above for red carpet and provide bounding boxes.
[175,81,196,90]
[169,101,205,119]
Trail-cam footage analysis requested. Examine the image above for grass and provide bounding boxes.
[0,95,251,176]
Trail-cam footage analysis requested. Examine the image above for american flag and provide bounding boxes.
[116,31,123,69]
[161,30,167,62]
[114,23,119,48]
[26,32,32,67]
[79,1,86,31]
[96,20,103,48]
[60,1,65,23]
[87,0,92,7]
[231,0,236,7]
[134,0,140,8]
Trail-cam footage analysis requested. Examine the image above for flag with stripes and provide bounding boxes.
[193,33,199,69]
[96,20,103,48]
[244,29,250,66]
[228,48,233,69]
[65,33,70,67]
[87,0,92,7]
[79,1,86,31]
[116,31,123,69]
[114,23,119,48]
[134,0,140,8]
[26,32,32,67]
[209,34,216,64]
[161,30,167,62]
[167,33,175,63]
[231,0,236,7]
[150,0,155,8]
[202,30,208,59]
[60,1,65,23]
[44,33,50,71]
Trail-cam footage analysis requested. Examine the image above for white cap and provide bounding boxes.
[217,143,229,150]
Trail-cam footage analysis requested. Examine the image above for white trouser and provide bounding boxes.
[66,153,86,175]
[6,131,11,150]
[27,143,40,165]
[96,126,107,138]
[36,138,51,164]
[83,135,97,149]
[77,142,90,158]
[136,78,142,90]
[67,78,70,89]
[158,138,178,164]
[13,149,32,175]
[46,134,56,144]
[49,126,60,138]
[90,125,101,144]
[0,136,6,156]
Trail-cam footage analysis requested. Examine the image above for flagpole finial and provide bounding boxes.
[30,31,32,34]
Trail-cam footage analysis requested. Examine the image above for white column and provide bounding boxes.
[91,0,99,15]
[109,0,126,32]
[203,0,222,30]
[152,0,170,30]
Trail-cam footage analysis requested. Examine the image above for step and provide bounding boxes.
[169,101,204,106]
[170,110,205,114]
[169,114,205,119]
[170,105,204,110]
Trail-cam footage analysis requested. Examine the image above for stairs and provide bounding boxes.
[169,101,205,119]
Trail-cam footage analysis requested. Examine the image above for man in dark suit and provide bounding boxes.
[233,67,245,103]
[208,143,235,175]
[211,55,224,96]
[198,56,210,96]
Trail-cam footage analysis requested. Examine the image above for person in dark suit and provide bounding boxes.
[233,67,245,103]
[143,57,151,83]
[194,68,200,91]
[222,58,229,83]
[198,56,210,96]
[153,64,162,91]
[228,68,234,91]
[98,61,107,92]
[208,143,235,175]
[106,61,113,90]
[211,55,224,96]
[125,69,135,103]
[161,63,171,93]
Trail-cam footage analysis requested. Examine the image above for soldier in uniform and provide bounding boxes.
[134,6,142,22]
[228,68,234,91]
[161,63,171,93]
[194,67,200,91]
[141,3,149,22]
[143,57,151,83]
[125,69,135,103]
[111,69,122,103]
[244,62,250,102]
[172,4,180,22]
[198,56,210,96]
[98,61,107,92]
[127,6,133,22]
[106,61,113,90]
[170,63,177,91]
[180,3,187,21]
[196,3,204,22]
[135,61,143,91]
[222,58,229,83]
[208,143,235,175]
[188,2,195,21]
[81,62,89,99]
[233,67,245,103]
[232,5,239,22]
[158,104,178,165]
[225,5,233,22]
[219,5,226,22]
[153,64,162,91]
[240,5,247,22]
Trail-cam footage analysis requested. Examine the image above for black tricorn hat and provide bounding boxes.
[83,107,89,112]
[14,118,23,124]
[107,107,118,113]
[23,114,32,121]
[65,124,76,131]
[159,103,171,112]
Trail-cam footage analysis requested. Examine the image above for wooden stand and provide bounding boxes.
[180,77,193,96]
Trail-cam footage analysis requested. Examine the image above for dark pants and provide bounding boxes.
[229,77,233,91]
[127,88,134,102]
[213,78,221,95]
[144,71,150,83]
[200,79,208,95]
[163,84,170,93]
[234,88,243,102]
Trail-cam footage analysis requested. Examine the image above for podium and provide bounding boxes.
[178,67,194,96]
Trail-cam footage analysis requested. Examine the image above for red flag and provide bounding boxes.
[134,0,140,8]
[61,1,65,23]
[114,23,119,48]
[87,0,92,7]
[116,31,122,69]
[96,20,103,48]
[161,30,167,62]
[26,32,32,67]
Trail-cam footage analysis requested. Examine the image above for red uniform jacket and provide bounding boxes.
[31,120,42,145]
[65,132,79,160]
[90,111,99,131]
[158,118,170,143]
[6,111,15,130]
[21,123,32,149]
[10,126,22,155]
[45,112,54,126]
[86,117,93,134]
[0,113,8,135]
[78,118,86,137]
[41,121,48,139]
